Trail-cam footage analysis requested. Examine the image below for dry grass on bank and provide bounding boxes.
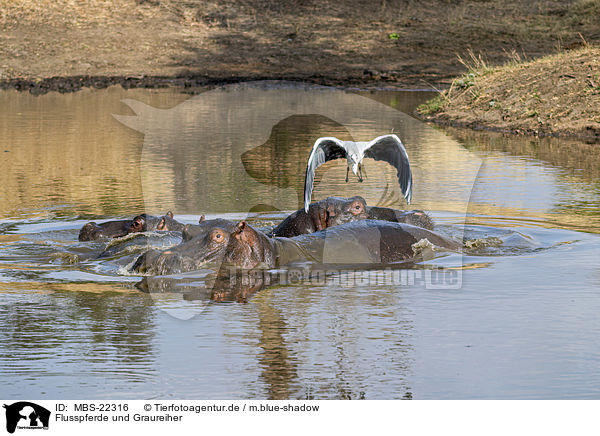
[418,45,600,140]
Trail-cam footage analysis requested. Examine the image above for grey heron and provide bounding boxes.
[303,134,413,212]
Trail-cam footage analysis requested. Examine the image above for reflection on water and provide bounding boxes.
[0,88,191,218]
[444,127,600,232]
[1,83,599,399]
[240,114,355,208]
[254,295,297,400]
[0,290,156,396]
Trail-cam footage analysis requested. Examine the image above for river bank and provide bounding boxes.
[418,46,600,141]
[1,0,599,93]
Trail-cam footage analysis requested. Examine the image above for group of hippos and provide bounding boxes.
[78,135,461,285]
[78,195,459,277]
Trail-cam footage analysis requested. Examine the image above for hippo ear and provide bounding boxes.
[198,215,205,223]
[311,208,328,231]
[234,221,246,234]
[165,211,174,219]
[157,217,167,231]
[233,221,253,243]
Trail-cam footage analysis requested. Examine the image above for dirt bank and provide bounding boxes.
[418,46,600,140]
[1,0,599,93]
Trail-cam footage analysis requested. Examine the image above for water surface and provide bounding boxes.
[1,83,599,399]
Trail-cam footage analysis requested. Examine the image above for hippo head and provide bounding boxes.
[78,219,131,241]
[323,196,368,227]
[132,219,274,275]
[129,211,184,234]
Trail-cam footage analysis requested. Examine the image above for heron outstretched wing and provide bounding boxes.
[304,137,349,211]
[361,134,413,204]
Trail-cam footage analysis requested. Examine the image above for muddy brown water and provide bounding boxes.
[1,83,599,399]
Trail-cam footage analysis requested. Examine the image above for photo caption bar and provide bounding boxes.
[1,400,598,436]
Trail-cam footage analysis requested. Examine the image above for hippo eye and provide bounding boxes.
[212,230,225,242]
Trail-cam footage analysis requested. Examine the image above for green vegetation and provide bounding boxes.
[416,94,447,115]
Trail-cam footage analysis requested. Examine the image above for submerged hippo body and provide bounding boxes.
[270,196,368,237]
[132,218,459,276]
[78,211,184,241]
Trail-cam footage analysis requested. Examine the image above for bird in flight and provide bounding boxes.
[304,134,413,212]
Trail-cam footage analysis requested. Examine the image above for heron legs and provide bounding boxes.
[346,164,365,182]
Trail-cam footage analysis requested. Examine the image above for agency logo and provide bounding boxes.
[113,81,479,316]
[3,402,50,434]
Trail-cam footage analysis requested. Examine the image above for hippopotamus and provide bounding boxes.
[268,196,434,237]
[78,219,133,241]
[131,218,459,276]
[78,211,184,241]
[269,196,368,237]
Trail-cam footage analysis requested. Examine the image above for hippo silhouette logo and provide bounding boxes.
[112,81,479,311]
[3,402,50,433]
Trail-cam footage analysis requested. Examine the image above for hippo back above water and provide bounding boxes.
[366,206,434,230]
